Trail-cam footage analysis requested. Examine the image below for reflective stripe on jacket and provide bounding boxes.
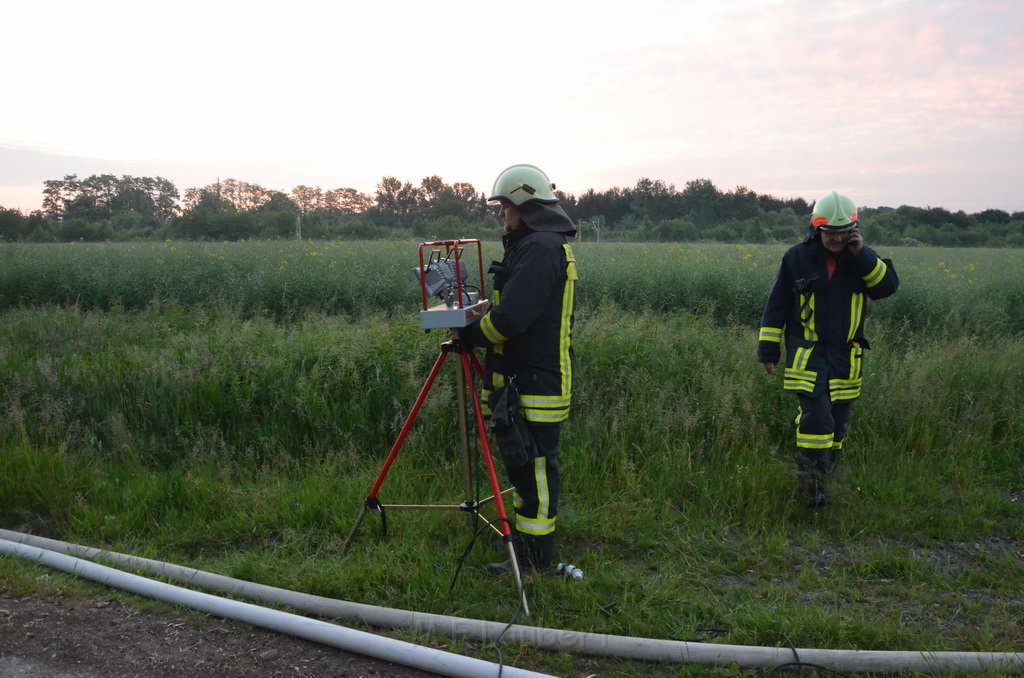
[757,238,898,401]
[466,228,577,424]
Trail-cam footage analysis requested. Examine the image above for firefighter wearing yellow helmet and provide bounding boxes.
[757,191,900,507]
[458,164,578,575]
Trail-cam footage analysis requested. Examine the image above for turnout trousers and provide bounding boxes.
[506,423,560,538]
[796,392,853,453]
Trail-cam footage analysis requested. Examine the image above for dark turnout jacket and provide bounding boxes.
[757,234,899,401]
[463,202,578,424]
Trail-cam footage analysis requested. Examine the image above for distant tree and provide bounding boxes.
[57,217,113,241]
[680,178,721,230]
[0,207,32,240]
[652,217,696,241]
[721,185,759,221]
[257,191,299,238]
[79,174,119,219]
[452,182,489,221]
[23,170,1022,246]
[42,175,80,219]
[323,187,373,213]
[262,190,297,213]
[149,177,181,222]
[41,174,178,227]
[219,178,270,212]
[176,180,247,239]
[975,208,1010,224]
[291,185,324,213]
[373,176,421,227]
[414,176,487,221]
[630,177,679,223]
[419,175,447,203]
[574,186,632,228]
[182,183,230,212]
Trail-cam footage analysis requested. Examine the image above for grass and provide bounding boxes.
[1,240,1023,676]
[3,240,1023,334]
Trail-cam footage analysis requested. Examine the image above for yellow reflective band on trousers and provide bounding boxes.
[759,326,783,343]
[520,394,571,423]
[516,456,556,536]
[828,343,863,401]
[797,431,834,449]
[863,258,888,288]
[783,346,817,393]
[829,386,861,402]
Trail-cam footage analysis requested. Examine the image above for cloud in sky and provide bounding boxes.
[1,0,1021,214]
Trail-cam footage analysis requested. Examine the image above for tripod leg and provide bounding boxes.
[343,350,450,551]
[455,355,477,531]
[459,351,530,616]
[341,505,368,553]
[505,537,531,617]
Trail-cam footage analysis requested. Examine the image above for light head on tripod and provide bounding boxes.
[415,239,490,330]
[413,248,471,304]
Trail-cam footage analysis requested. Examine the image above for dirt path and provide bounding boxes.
[0,591,444,677]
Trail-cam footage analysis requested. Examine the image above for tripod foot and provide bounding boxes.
[341,498,388,554]
[506,540,531,617]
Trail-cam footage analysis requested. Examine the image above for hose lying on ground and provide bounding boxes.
[0,537,553,678]
[2,529,1022,675]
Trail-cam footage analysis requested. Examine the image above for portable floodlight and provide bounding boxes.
[413,239,490,330]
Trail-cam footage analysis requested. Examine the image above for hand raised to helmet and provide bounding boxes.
[846,228,864,256]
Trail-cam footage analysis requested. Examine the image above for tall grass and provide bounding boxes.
[1,240,1023,675]
[3,241,1023,334]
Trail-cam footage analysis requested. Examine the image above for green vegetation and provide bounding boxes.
[3,172,1022,247]
[1,241,1022,676]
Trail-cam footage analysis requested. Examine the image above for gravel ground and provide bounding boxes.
[0,591,446,678]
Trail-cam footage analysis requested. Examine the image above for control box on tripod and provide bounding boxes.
[413,239,490,330]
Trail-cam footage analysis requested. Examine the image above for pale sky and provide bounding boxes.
[2,0,1022,214]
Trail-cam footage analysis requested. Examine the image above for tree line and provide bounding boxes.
[1,173,1022,247]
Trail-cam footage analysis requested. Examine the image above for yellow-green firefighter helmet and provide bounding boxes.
[810,191,859,232]
[488,164,559,205]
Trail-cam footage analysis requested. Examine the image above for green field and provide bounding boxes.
[1,240,1022,676]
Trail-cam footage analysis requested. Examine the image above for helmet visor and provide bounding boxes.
[817,220,859,233]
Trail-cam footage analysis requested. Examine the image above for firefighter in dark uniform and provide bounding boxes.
[757,191,899,507]
[458,164,577,573]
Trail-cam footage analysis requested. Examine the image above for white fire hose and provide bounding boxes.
[1,529,1022,674]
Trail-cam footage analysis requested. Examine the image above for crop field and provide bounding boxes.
[2,240,1021,332]
[1,239,1022,676]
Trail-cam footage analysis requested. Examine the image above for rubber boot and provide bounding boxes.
[485,558,515,576]
[820,448,839,477]
[819,449,839,485]
[521,533,556,572]
[485,533,556,575]
[796,449,830,508]
[485,531,519,576]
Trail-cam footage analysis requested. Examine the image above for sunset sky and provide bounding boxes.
[2,0,1021,215]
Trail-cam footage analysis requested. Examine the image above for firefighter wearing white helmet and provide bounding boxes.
[458,164,577,576]
[811,190,859,232]
[757,191,899,508]
[488,164,560,205]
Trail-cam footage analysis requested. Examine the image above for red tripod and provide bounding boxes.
[342,240,530,615]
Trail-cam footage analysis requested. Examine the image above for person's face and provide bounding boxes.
[820,228,852,254]
[498,200,521,233]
